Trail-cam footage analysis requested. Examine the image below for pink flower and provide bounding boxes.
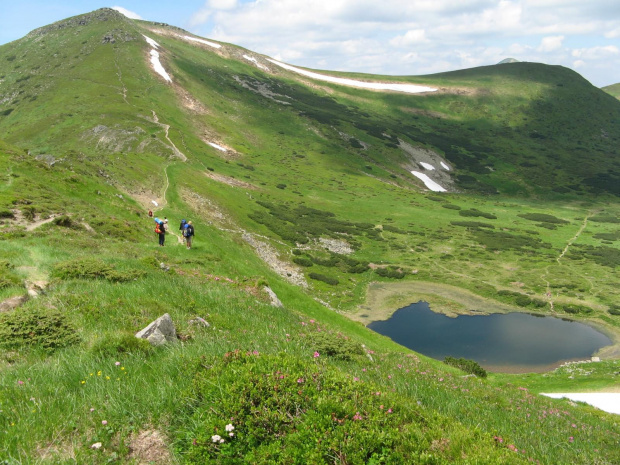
[17,380,24,385]
[115,361,121,366]
[90,408,95,413]
[354,377,359,381]
[569,436,574,443]
[388,375,392,379]
[352,412,363,421]
[309,319,315,324]
[297,378,304,383]
[362,368,367,372]
[313,351,320,358]
[387,408,393,413]
[101,420,108,426]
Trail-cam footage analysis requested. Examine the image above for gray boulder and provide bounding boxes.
[135,313,177,346]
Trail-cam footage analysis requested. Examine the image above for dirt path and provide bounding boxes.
[151,111,187,162]
[557,212,592,263]
[25,215,57,231]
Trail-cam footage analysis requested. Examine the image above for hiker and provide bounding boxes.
[179,219,187,245]
[155,218,165,246]
[184,221,195,249]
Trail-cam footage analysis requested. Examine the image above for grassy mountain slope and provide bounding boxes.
[0,9,619,464]
[602,83,620,99]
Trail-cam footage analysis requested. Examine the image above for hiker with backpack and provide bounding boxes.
[184,221,195,249]
[154,218,166,246]
[179,219,187,246]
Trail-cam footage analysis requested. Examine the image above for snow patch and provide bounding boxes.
[267,59,437,94]
[541,393,620,415]
[410,171,447,192]
[142,34,160,49]
[419,162,435,170]
[208,142,227,152]
[149,50,172,82]
[180,35,221,49]
[440,161,451,171]
[243,55,269,70]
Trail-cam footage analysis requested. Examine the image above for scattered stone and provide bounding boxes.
[591,357,600,362]
[90,442,102,450]
[263,286,283,307]
[101,34,115,44]
[188,316,210,327]
[0,295,28,313]
[135,313,177,346]
[159,262,170,272]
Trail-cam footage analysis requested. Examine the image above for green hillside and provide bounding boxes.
[0,9,619,464]
[603,83,620,99]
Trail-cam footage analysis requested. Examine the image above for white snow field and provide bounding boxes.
[419,162,435,170]
[410,171,447,192]
[143,35,171,82]
[541,393,620,415]
[243,55,269,70]
[267,59,437,94]
[440,161,451,170]
[208,142,227,152]
[180,34,222,49]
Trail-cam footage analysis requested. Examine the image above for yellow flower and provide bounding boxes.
[81,380,86,384]
[97,371,102,376]
[105,376,110,380]
[121,367,125,371]
[90,373,94,376]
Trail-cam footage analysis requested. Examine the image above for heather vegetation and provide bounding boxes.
[0,8,619,464]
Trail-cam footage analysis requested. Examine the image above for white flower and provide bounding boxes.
[211,434,221,443]
[219,438,225,443]
[229,432,234,437]
[225,424,235,432]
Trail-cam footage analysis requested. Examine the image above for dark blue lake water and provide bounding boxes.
[367,301,612,373]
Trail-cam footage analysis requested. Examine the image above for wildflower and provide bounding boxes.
[115,361,121,366]
[387,408,393,413]
[253,350,259,356]
[97,371,102,376]
[362,368,367,372]
[81,380,86,384]
[309,319,315,324]
[105,376,110,380]
[354,377,359,382]
[352,412,363,421]
[225,424,235,432]
[219,438,225,443]
[229,432,234,437]
[388,375,392,379]
[297,378,304,384]
[90,408,95,412]
[211,435,221,443]
[313,351,320,358]
[569,437,574,443]
[101,420,108,426]
[17,380,24,385]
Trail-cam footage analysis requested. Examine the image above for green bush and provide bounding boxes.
[308,272,339,285]
[375,267,406,279]
[177,352,460,464]
[459,209,497,220]
[562,304,593,315]
[293,256,313,267]
[0,209,15,218]
[89,332,153,357]
[0,260,21,289]
[518,213,569,224]
[608,305,620,316]
[51,258,144,282]
[310,332,364,361]
[442,204,461,210]
[0,307,80,351]
[443,356,487,378]
[515,295,532,307]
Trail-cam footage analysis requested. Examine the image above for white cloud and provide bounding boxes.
[111,6,143,20]
[572,45,619,60]
[573,59,585,68]
[186,0,620,86]
[537,35,564,52]
[209,0,238,10]
[390,29,428,47]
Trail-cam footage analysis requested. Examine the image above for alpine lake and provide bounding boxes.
[367,301,613,373]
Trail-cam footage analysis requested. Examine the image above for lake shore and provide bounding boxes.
[350,280,620,361]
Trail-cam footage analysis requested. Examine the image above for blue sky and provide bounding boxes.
[1,1,619,87]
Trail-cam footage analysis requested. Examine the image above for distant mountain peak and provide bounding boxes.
[498,58,520,64]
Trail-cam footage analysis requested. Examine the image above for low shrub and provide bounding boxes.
[562,304,593,315]
[51,258,144,282]
[177,352,475,464]
[89,331,153,357]
[293,256,313,267]
[375,267,406,279]
[518,213,569,224]
[0,260,21,289]
[310,332,365,361]
[0,307,80,351]
[309,272,339,285]
[459,209,497,220]
[442,204,461,210]
[608,305,620,316]
[443,356,487,378]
